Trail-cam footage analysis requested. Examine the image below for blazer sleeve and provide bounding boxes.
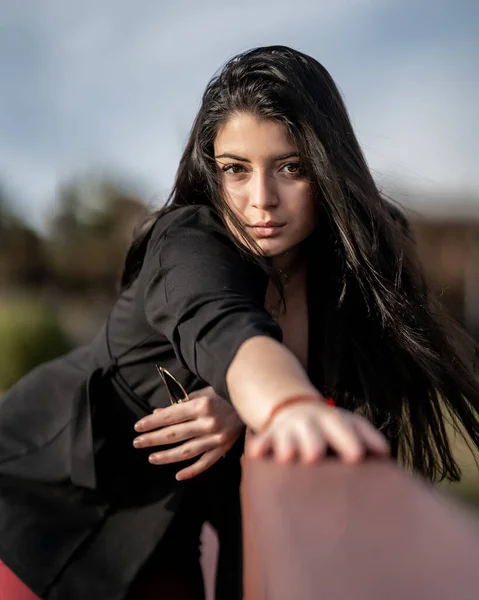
[142,206,283,400]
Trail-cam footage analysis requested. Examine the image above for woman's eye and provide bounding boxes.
[222,163,246,174]
[281,162,304,175]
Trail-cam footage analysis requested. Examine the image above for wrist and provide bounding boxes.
[260,393,335,432]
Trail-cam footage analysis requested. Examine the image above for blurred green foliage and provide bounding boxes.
[0,299,72,391]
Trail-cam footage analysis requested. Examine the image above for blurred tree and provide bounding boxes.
[47,176,147,297]
[0,183,49,288]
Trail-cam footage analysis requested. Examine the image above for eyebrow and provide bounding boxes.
[214,152,299,162]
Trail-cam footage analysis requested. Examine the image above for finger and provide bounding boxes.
[137,415,235,449]
[273,430,297,463]
[134,420,209,449]
[135,401,200,432]
[187,386,215,401]
[352,417,390,456]
[320,411,365,463]
[247,433,273,459]
[175,446,227,481]
[296,423,327,464]
[148,435,218,465]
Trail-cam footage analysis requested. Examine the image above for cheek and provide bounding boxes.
[287,186,317,233]
[220,185,251,244]
[304,197,318,228]
[221,182,248,215]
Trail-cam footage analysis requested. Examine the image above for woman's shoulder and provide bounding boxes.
[145,204,237,261]
[140,202,267,293]
[151,204,226,241]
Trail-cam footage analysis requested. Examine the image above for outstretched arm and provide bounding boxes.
[227,336,389,463]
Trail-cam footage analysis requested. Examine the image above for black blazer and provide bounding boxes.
[0,205,283,599]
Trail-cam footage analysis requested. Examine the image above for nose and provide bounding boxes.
[250,171,279,210]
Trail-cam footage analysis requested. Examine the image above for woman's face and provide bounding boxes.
[214,113,317,260]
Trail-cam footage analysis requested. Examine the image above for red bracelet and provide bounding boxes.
[260,394,335,432]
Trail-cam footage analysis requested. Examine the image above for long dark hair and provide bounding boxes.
[122,45,479,482]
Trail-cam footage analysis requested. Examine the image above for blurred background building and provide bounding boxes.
[0,0,478,501]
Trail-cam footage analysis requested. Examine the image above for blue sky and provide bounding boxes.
[1,0,478,228]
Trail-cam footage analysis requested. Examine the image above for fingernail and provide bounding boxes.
[133,437,144,448]
[134,422,144,432]
[149,454,161,464]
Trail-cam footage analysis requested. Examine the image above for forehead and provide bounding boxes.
[214,113,296,156]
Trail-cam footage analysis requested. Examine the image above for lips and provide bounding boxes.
[248,221,285,238]
[250,221,285,228]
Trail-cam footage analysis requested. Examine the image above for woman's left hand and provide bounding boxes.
[133,387,245,481]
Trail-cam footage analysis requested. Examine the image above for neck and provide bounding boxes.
[266,248,307,320]
[272,246,305,280]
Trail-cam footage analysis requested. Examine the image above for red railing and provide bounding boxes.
[241,457,479,600]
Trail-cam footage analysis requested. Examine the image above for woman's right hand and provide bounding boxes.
[246,401,390,464]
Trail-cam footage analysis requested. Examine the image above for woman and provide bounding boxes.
[1,45,478,599]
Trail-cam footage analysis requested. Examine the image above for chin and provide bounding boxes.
[257,239,291,257]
